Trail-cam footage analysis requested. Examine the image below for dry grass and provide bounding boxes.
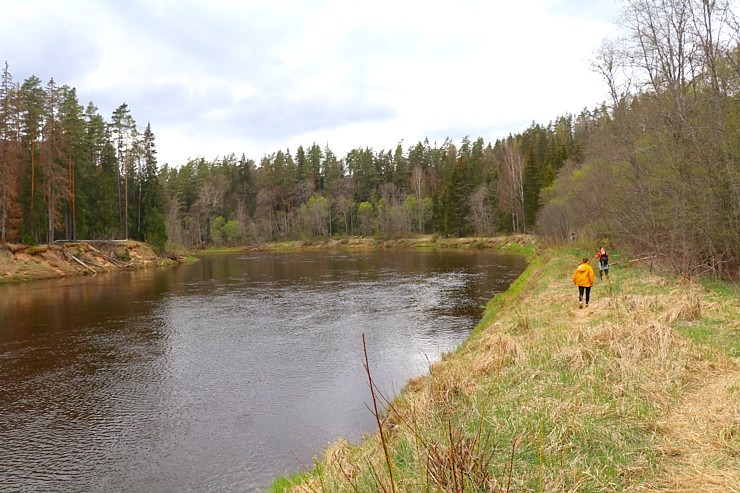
[274,247,739,493]
[648,372,740,493]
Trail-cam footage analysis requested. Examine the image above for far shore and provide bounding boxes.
[195,234,536,254]
[0,235,535,284]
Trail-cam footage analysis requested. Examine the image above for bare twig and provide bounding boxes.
[362,333,396,493]
[287,451,320,493]
[506,434,518,493]
[447,421,461,493]
[368,462,389,493]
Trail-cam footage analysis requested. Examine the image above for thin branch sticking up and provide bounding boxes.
[362,333,396,493]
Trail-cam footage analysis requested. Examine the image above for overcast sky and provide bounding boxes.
[1,0,620,167]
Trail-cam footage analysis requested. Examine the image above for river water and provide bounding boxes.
[0,249,525,492]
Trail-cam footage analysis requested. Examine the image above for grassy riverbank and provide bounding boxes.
[196,234,536,255]
[271,244,738,492]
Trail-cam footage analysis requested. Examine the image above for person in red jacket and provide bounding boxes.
[596,246,609,280]
[573,257,595,309]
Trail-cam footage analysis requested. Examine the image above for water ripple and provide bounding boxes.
[0,250,525,492]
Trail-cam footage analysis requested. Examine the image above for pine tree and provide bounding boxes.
[20,75,45,242]
[139,123,166,251]
[59,85,84,239]
[0,62,22,242]
[79,102,117,239]
[39,79,71,242]
[443,153,472,236]
[111,103,137,238]
[523,148,541,230]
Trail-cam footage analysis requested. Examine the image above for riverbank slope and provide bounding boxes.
[274,245,739,492]
[0,241,182,283]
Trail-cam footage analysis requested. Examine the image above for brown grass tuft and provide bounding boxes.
[584,320,686,363]
[424,428,504,492]
[553,344,596,370]
[323,438,357,484]
[660,288,702,324]
[406,375,426,394]
[425,361,473,418]
[470,332,527,375]
[604,294,665,324]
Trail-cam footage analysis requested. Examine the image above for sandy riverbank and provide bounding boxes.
[0,240,183,283]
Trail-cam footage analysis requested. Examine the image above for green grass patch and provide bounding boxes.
[474,255,542,336]
[700,279,739,297]
[267,469,314,493]
[675,319,740,358]
[196,246,245,255]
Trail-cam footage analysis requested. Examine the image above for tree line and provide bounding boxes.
[159,121,581,248]
[0,67,166,250]
[0,0,737,278]
[0,62,582,250]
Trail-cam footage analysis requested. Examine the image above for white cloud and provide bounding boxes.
[0,0,619,166]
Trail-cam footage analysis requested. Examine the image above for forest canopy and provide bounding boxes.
[0,0,737,278]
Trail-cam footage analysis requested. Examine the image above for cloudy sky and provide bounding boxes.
[1,0,620,167]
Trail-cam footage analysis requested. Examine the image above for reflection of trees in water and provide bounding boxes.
[0,267,173,334]
[0,266,174,420]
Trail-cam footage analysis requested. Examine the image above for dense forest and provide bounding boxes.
[0,0,737,278]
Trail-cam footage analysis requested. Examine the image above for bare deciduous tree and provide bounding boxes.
[497,137,525,233]
[541,0,738,278]
[469,184,494,236]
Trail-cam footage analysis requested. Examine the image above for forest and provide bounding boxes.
[0,0,737,279]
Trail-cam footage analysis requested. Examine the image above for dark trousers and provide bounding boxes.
[578,286,591,304]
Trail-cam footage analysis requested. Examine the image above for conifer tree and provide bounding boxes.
[139,123,166,251]
[523,148,541,229]
[111,103,137,238]
[79,102,117,239]
[20,75,45,242]
[58,85,84,239]
[40,78,70,242]
[0,62,21,242]
[443,153,472,236]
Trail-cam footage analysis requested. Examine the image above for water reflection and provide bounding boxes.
[0,249,525,492]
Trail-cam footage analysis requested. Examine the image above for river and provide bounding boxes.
[0,248,525,492]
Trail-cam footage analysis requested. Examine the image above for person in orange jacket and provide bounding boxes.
[573,257,595,309]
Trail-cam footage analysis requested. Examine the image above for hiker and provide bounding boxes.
[596,246,609,280]
[573,257,594,309]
